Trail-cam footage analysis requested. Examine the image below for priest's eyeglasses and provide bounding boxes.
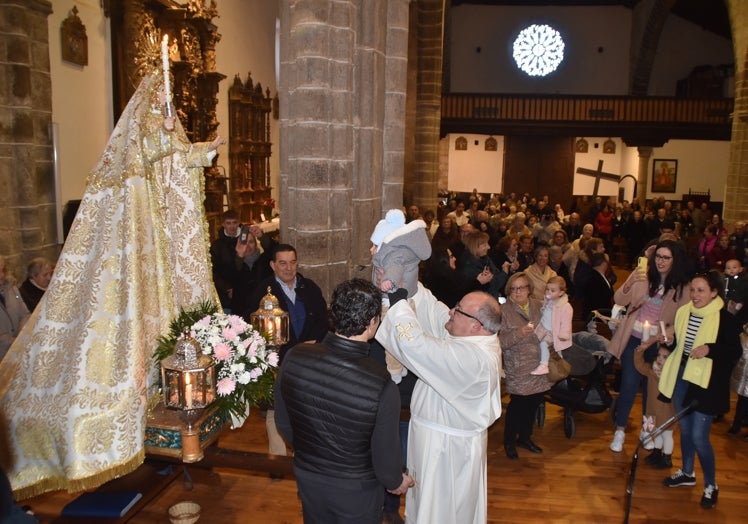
[454,305,484,327]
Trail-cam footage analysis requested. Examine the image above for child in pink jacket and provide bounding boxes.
[532,276,573,375]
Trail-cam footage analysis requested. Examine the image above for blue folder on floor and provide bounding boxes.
[61,491,143,518]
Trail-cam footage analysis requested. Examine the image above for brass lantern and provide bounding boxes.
[160,330,217,462]
[161,330,217,412]
[250,287,290,347]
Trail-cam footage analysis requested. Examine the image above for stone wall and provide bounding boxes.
[278,0,410,299]
[0,0,56,282]
[725,0,748,225]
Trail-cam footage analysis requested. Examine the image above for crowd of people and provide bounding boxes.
[260,189,747,520]
[4,179,748,521]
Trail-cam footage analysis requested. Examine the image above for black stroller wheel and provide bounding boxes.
[564,408,575,438]
[536,400,546,428]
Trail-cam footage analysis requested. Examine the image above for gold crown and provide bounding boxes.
[132,21,174,85]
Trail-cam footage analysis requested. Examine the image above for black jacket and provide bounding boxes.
[274,333,403,488]
[659,309,741,415]
[210,232,273,312]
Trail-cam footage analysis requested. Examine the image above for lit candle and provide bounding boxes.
[184,374,193,409]
[161,35,173,117]
[642,321,650,342]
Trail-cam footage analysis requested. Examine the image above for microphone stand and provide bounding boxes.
[623,400,696,524]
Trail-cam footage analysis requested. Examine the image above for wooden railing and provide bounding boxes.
[441,93,733,124]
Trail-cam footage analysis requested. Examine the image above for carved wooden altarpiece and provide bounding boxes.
[228,73,273,224]
[107,0,227,235]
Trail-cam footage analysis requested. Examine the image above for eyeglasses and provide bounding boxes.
[509,284,529,292]
[654,254,673,261]
[454,305,484,327]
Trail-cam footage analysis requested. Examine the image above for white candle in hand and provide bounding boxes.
[642,321,650,342]
[660,321,667,343]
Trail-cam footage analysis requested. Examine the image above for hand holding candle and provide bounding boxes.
[659,320,667,344]
[642,321,650,342]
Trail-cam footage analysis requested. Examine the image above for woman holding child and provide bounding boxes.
[499,272,550,460]
[659,271,741,509]
[607,239,690,452]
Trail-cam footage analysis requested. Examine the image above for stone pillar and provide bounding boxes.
[410,0,444,213]
[0,0,55,281]
[279,0,410,298]
[636,146,653,208]
[725,0,748,227]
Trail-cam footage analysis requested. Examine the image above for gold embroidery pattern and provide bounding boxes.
[0,72,219,499]
[396,322,415,341]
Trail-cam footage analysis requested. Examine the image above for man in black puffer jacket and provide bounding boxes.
[274,279,413,524]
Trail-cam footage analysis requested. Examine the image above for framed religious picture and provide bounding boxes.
[61,6,88,66]
[651,159,677,193]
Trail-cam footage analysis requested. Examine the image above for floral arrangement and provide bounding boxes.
[155,302,279,422]
[263,197,276,209]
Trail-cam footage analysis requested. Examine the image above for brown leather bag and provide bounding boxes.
[548,351,572,382]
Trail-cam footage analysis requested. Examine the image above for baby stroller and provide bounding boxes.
[536,330,613,438]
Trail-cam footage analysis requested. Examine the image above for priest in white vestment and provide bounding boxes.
[376,284,502,524]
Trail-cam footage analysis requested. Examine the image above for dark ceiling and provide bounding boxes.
[451,0,731,40]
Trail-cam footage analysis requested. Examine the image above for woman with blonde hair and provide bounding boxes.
[525,244,557,301]
[500,272,550,458]
[457,231,507,298]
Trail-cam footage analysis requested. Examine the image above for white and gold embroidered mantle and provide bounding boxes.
[0,72,219,499]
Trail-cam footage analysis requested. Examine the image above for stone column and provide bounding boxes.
[636,146,653,208]
[410,0,444,213]
[725,0,748,226]
[0,0,55,280]
[279,0,410,298]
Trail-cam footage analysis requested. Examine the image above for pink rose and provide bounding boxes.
[268,352,279,367]
[222,327,237,340]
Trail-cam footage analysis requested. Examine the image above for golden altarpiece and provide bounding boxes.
[107,0,227,236]
[228,73,274,224]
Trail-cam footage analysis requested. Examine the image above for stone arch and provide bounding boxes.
[629,0,677,96]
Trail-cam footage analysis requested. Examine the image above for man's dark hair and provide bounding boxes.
[221,209,239,221]
[272,244,297,261]
[330,279,383,337]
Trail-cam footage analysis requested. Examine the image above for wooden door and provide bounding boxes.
[503,136,575,210]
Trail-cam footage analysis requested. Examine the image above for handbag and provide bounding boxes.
[547,351,572,382]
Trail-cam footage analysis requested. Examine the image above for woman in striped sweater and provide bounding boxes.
[658,271,741,509]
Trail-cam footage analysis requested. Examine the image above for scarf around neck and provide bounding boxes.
[659,295,723,397]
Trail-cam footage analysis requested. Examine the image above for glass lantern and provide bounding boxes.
[161,330,217,413]
[249,287,290,347]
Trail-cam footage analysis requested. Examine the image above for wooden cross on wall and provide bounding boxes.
[575,160,621,196]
